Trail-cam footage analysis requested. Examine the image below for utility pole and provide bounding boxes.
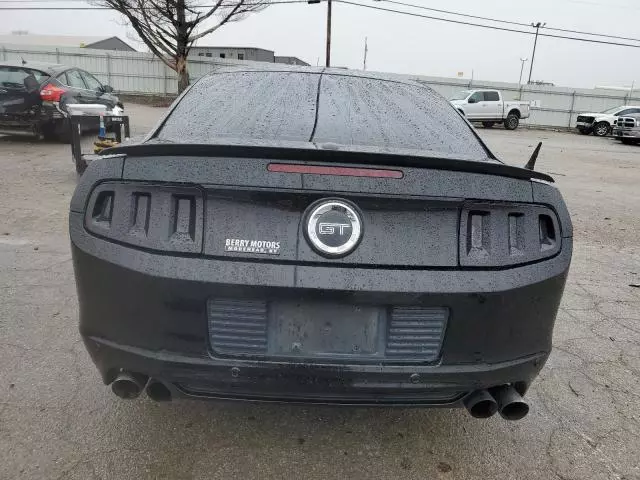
[308,0,332,67]
[326,0,332,67]
[519,57,528,86]
[528,22,545,84]
[363,36,368,70]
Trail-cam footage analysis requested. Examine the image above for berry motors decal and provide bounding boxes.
[225,238,281,255]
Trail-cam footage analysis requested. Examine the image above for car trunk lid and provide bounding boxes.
[115,151,537,268]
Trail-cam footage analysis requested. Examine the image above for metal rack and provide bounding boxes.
[70,114,130,174]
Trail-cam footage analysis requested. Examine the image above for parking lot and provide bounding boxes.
[1,103,639,480]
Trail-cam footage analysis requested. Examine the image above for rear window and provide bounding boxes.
[157,72,319,143]
[484,91,500,101]
[156,71,488,159]
[312,75,487,158]
[0,66,49,90]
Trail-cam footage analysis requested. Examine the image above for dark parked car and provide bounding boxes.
[71,65,572,420]
[0,60,121,141]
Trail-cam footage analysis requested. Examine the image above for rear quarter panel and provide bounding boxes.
[504,101,530,119]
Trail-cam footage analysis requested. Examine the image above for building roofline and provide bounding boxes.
[190,45,275,53]
[85,36,137,51]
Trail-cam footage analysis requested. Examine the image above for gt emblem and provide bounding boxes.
[304,199,363,258]
[318,223,351,235]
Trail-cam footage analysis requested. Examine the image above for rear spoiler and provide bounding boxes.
[104,143,554,183]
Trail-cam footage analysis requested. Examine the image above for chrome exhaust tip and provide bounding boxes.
[110,371,148,400]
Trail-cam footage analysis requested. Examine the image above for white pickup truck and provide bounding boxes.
[450,89,531,130]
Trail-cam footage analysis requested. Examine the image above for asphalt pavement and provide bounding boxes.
[1,104,639,480]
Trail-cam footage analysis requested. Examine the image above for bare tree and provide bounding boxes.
[97,0,271,92]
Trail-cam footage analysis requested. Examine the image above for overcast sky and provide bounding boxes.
[4,0,640,88]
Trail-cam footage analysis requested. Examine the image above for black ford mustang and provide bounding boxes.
[70,65,572,420]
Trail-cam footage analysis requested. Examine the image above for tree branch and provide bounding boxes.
[187,0,224,27]
[94,0,273,89]
[190,0,247,41]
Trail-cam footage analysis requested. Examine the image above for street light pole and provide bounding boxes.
[363,36,368,70]
[325,0,332,67]
[519,57,528,86]
[528,22,545,84]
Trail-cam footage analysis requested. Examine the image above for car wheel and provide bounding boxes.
[593,121,610,137]
[503,113,519,130]
[482,122,495,128]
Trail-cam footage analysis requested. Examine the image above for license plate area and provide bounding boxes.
[207,298,447,363]
[270,301,382,359]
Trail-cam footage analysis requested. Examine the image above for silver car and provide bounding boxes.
[612,113,640,145]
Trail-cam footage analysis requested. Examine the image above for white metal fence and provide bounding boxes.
[2,43,639,129]
[415,76,640,129]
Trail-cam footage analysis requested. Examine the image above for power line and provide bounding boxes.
[560,0,640,10]
[4,0,640,48]
[377,0,640,43]
[0,0,312,8]
[542,24,640,43]
[334,0,640,49]
[0,0,299,1]
[380,0,530,28]
[341,1,542,36]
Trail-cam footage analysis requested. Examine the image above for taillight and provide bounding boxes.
[459,203,561,267]
[85,182,204,253]
[40,83,67,102]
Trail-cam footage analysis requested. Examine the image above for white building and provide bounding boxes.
[189,46,308,65]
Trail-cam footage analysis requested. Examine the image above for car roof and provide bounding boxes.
[203,62,429,87]
[0,60,69,75]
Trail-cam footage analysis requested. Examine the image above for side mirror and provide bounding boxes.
[101,85,114,93]
[468,97,477,104]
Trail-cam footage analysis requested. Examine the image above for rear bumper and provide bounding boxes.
[71,209,571,406]
[0,125,39,137]
[0,104,64,136]
[84,335,547,406]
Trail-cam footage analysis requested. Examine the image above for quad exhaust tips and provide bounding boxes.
[491,385,530,420]
[110,372,173,401]
[109,373,527,415]
[111,371,149,399]
[464,385,529,420]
